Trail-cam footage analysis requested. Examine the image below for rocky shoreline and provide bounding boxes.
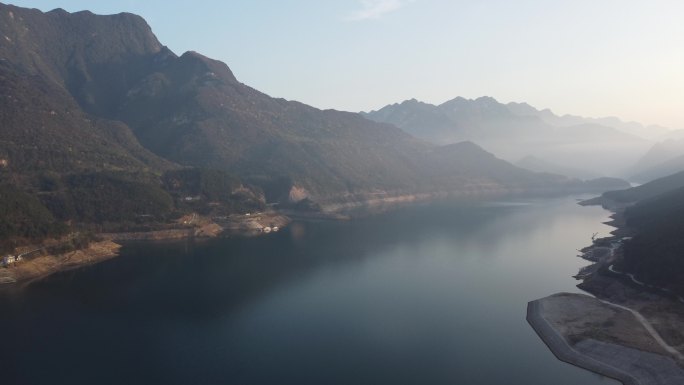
[528,294,684,385]
[0,193,466,287]
[0,211,291,286]
[0,240,122,286]
[0,192,514,287]
[529,200,684,385]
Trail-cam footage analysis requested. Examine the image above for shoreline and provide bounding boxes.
[0,191,622,288]
[0,193,541,287]
[527,297,639,385]
[529,198,684,384]
[0,240,122,288]
[1,211,292,287]
[527,294,684,385]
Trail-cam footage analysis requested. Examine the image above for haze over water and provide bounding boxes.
[0,196,619,385]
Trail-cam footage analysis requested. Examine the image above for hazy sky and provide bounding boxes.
[8,1,684,128]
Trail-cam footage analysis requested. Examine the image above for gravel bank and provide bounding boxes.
[528,294,684,385]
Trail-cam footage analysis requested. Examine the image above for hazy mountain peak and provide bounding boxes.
[47,7,68,14]
[400,98,423,105]
[505,101,544,116]
[440,95,502,108]
[475,95,498,104]
[439,96,466,105]
[366,95,654,175]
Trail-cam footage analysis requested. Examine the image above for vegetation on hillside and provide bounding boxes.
[0,3,625,250]
[601,171,684,203]
[162,168,265,214]
[0,168,265,249]
[41,172,174,224]
[0,185,68,252]
[602,176,684,295]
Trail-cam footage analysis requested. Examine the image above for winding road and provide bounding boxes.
[597,298,684,361]
[590,242,684,361]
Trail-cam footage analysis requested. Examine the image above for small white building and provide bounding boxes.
[2,255,17,267]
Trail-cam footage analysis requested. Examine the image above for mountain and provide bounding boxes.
[581,177,631,192]
[0,3,632,252]
[620,185,684,295]
[632,154,684,183]
[590,172,684,295]
[0,4,271,249]
[0,3,602,209]
[364,97,549,146]
[584,170,684,208]
[630,139,684,174]
[364,97,651,177]
[515,155,599,180]
[108,50,580,202]
[514,156,631,192]
[627,139,684,182]
[0,38,171,174]
[506,102,671,141]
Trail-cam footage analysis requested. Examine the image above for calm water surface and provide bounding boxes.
[0,196,619,385]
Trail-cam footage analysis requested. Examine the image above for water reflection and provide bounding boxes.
[0,196,618,385]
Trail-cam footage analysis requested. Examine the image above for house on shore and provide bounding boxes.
[2,255,17,267]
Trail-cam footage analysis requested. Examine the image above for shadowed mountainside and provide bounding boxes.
[583,170,684,295]
[620,186,684,295]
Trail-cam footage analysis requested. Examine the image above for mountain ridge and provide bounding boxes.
[583,170,684,295]
[364,96,654,177]
[1,2,601,203]
[0,2,630,251]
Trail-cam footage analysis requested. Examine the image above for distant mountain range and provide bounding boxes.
[628,139,684,182]
[515,155,600,180]
[505,102,671,141]
[363,97,663,177]
[0,4,616,202]
[0,3,632,248]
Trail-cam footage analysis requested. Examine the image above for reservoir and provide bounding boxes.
[0,196,619,385]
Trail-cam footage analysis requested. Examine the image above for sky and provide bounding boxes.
[7,0,684,128]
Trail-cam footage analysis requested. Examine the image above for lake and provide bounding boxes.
[0,196,619,385]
